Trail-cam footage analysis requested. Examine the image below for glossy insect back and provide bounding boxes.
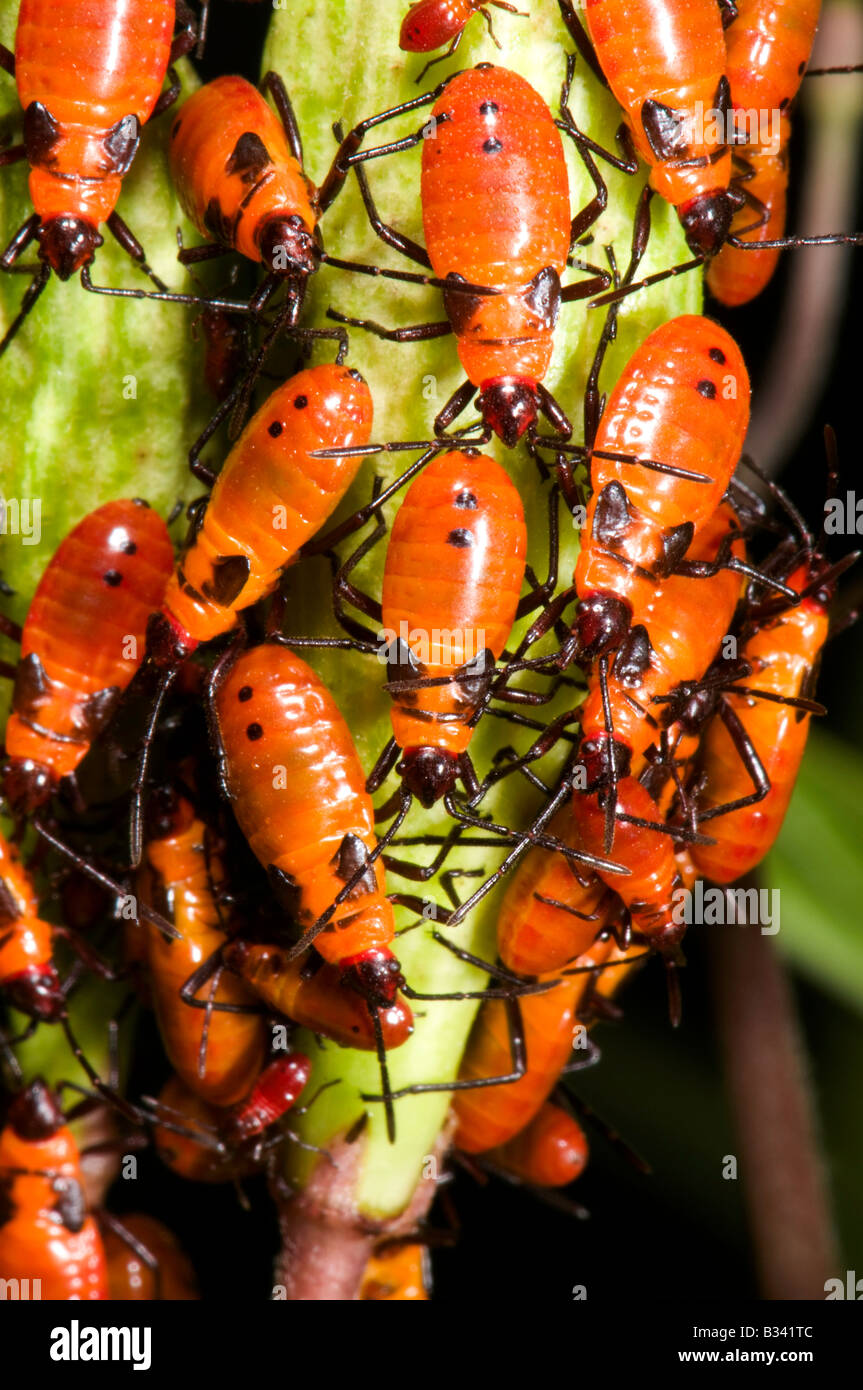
[575,316,750,663]
[421,66,573,442]
[214,645,407,1013]
[170,74,317,273]
[401,0,477,52]
[724,0,822,120]
[706,125,791,306]
[580,0,733,252]
[0,1080,108,1299]
[154,364,373,658]
[692,560,832,884]
[3,499,174,813]
[11,0,175,276]
[104,1213,199,1300]
[381,448,527,804]
[139,792,267,1106]
[489,1100,589,1187]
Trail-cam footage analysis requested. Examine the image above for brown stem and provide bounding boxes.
[272,1121,452,1301]
[710,916,839,1299]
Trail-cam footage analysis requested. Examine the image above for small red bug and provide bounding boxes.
[488,1099,589,1187]
[139,790,267,1107]
[400,0,526,82]
[329,61,611,444]
[370,448,527,806]
[0,1,218,353]
[151,1055,312,1183]
[0,826,63,1019]
[0,1079,109,1299]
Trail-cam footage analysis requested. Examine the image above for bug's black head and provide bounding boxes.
[8,1078,65,1140]
[477,377,538,448]
[2,967,65,1022]
[341,949,405,1010]
[575,592,632,663]
[38,217,102,280]
[1,756,54,815]
[578,737,631,792]
[259,214,317,279]
[678,190,733,257]
[399,746,460,808]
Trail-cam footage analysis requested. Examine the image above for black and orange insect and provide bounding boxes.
[328,61,612,444]
[488,1098,589,1187]
[400,0,526,82]
[132,363,373,862]
[0,1078,109,1299]
[706,123,791,306]
[1,499,174,817]
[0,0,237,354]
[368,448,527,806]
[558,0,733,253]
[138,789,267,1107]
[151,1054,312,1183]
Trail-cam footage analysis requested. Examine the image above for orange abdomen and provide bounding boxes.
[162,365,372,649]
[421,66,570,386]
[0,828,54,990]
[726,0,821,117]
[169,75,317,264]
[496,810,609,975]
[453,941,609,1153]
[707,131,790,307]
[104,1213,199,1300]
[382,450,526,758]
[489,1101,589,1187]
[15,0,174,226]
[692,576,828,883]
[141,800,266,1107]
[5,500,173,786]
[361,1244,429,1299]
[584,0,731,212]
[215,646,394,967]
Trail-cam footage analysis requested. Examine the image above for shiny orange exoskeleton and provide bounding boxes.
[489,1100,589,1187]
[0,827,63,1019]
[574,316,750,666]
[2,499,174,814]
[707,124,791,307]
[224,940,414,1051]
[379,449,526,805]
[104,1213,199,1300]
[153,1055,311,1183]
[453,937,610,1154]
[0,1080,109,1300]
[692,559,831,883]
[169,73,331,312]
[139,793,267,1107]
[725,0,821,123]
[214,645,409,1015]
[0,0,191,327]
[496,810,611,976]
[573,777,684,955]
[360,1243,430,1300]
[151,365,373,661]
[337,63,605,444]
[561,0,733,252]
[577,503,746,790]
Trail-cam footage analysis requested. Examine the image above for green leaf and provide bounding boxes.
[766,730,863,1013]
